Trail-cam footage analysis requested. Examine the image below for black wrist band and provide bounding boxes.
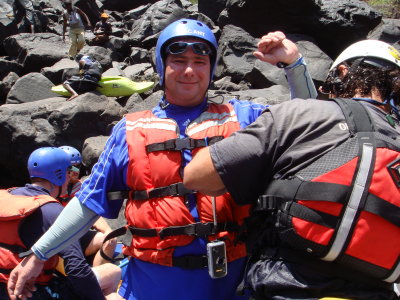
[276,61,289,68]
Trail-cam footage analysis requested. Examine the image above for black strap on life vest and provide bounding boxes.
[0,242,27,254]
[107,182,194,201]
[146,136,224,153]
[99,221,240,263]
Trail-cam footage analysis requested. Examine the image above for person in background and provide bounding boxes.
[58,145,117,267]
[13,0,36,33]
[62,0,91,59]
[91,12,112,45]
[7,19,317,300]
[183,39,400,299]
[0,147,122,300]
[62,54,103,101]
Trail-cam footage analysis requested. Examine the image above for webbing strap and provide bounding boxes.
[364,193,400,227]
[0,268,11,275]
[287,202,338,229]
[332,98,375,133]
[99,227,128,263]
[130,221,240,239]
[0,242,27,254]
[158,222,240,239]
[107,182,194,201]
[132,182,194,200]
[146,136,224,152]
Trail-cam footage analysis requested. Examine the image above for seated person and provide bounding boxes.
[92,13,112,45]
[0,147,122,300]
[58,146,117,267]
[63,54,103,101]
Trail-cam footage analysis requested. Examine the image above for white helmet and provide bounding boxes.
[330,40,400,71]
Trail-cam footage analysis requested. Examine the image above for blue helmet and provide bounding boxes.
[28,147,71,186]
[155,19,218,86]
[59,146,82,165]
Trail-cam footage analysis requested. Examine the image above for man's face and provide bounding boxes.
[164,38,211,107]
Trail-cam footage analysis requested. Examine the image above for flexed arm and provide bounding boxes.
[254,31,317,99]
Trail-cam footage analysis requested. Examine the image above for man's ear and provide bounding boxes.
[337,63,348,79]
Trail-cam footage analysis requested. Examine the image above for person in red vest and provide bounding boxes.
[0,147,122,300]
[183,39,400,299]
[7,19,317,300]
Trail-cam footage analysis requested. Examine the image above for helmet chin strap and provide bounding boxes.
[47,182,62,198]
[56,186,63,199]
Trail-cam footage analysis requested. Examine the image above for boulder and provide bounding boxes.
[0,93,125,186]
[198,0,227,23]
[218,0,381,59]
[101,0,156,13]
[0,0,18,54]
[6,72,57,104]
[128,0,189,48]
[41,58,78,84]
[0,72,19,105]
[368,18,400,45]
[0,58,23,80]
[82,135,108,173]
[3,33,67,73]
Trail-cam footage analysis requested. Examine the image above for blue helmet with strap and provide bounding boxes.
[155,19,218,87]
[28,147,71,186]
[59,146,82,165]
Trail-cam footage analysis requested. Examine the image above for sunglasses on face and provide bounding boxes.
[68,165,80,173]
[165,42,212,56]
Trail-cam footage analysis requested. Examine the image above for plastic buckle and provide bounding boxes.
[174,138,191,151]
[275,202,289,229]
[388,158,400,188]
[256,195,277,211]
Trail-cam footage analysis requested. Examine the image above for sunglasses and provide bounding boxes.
[68,166,80,173]
[165,42,212,56]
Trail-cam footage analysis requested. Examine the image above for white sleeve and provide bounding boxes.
[285,56,318,100]
[32,197,99,260]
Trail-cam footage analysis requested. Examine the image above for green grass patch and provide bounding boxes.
[364,0,400,17]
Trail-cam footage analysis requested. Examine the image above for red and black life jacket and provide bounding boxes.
[252,98,400,283]
[0,189,59,284]
[106,103,249,268]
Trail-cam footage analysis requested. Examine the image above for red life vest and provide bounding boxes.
[253,98,400,283]
[58,181,82,207]
[0,189,59,284]
[123,103,249,267]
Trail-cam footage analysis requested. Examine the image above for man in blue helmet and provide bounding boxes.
[7,19,317,300]
[0,147,122,300]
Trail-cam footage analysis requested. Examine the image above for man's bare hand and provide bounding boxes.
[253,31,300,66]
[7,254,45,300]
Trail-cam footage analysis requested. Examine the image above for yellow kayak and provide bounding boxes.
[51,76,154,97]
